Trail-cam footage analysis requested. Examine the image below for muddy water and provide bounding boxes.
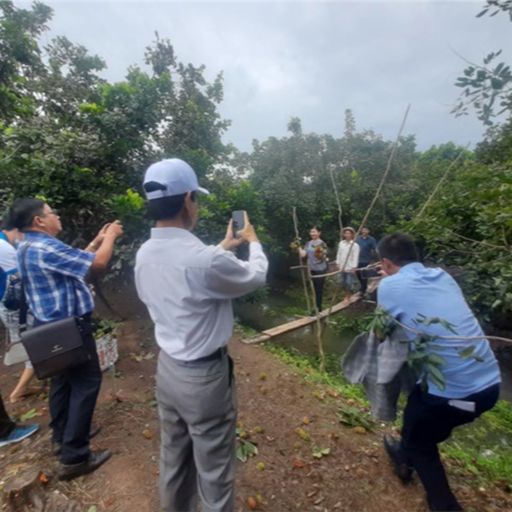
[234,295,360,357]
[234,286,512,402]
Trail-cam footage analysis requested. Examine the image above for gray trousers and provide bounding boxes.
[156,349,237,512]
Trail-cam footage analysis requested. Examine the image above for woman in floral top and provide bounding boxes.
[300,226,328,312]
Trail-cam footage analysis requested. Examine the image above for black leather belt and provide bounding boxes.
[169,347,228,366]
[163,346,228,367]
[190,346,226,363]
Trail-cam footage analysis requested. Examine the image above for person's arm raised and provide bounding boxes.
[90,221,123,272]
[85,223,110,253]
[219,212,259,250]
[205,213,267,298]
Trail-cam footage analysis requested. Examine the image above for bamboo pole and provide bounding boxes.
[329,165,344,233]
[411,143,469,227]
[292,207,312,313]
[325,104,411,318]
[292,207,325,372]
[307,273,326,372]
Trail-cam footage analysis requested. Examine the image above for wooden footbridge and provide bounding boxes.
[242,279,379,345]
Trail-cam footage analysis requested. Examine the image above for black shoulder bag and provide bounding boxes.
[19,243,91,379]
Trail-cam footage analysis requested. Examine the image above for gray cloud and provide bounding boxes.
[22,0,512,150]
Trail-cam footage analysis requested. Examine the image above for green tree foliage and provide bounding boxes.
[414,0,512,324]
[247,115,417,256]
[0,1,229,260]
[405,158,512,323]
[0,0,51,120]
[452,1,512,125]
[475,118,512,164]
[1,0,510,328]
[194,148,266,245]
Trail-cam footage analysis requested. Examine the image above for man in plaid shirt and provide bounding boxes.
[11,198,123,481]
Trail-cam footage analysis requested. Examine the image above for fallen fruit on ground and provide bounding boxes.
[247,495,258,509]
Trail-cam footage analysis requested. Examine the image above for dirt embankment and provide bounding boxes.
[1,318,511,511]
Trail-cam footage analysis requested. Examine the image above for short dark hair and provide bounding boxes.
[9,198,46,232]
[377,233,419,266]
[1,211,16,231]
[145,192,196,221]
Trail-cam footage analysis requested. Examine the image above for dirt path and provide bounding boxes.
[1,318,511,511]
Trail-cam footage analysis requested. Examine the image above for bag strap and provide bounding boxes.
[17,242,32,327]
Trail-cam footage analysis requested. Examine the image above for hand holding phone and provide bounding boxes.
[232,210,246,238]
[220,211,258,250]
[236,212,258,244]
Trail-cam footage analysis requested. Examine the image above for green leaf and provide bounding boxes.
[491,299,502,309]
[19,409,38,422]
[439,319,458,335]
[312,447,330,459]
[408,350,427,360]
[426,353,446,366]
[458,346,476,359]
[338,404,375,432]
[426,364,446,390]
[236,439,258,462]
[87,507,97,512]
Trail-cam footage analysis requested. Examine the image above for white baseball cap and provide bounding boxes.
[143,158,209,200]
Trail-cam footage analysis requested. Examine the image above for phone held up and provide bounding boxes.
[231,210,248,260]
[232,210,246,238]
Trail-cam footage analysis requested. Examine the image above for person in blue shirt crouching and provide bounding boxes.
[377,233,501,512]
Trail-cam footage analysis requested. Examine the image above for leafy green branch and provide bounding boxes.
[236,427,258,462]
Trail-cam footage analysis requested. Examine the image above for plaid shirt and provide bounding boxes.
[18,232,95,323]
[342,330,415,421]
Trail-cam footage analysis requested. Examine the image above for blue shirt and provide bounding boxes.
[377,262,500,398]
[356,235,377,264]
[18,232,95,322]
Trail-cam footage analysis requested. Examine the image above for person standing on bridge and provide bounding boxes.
[299,226,328,312]
[377,233,501,512]
[135,158,268,512]
[336,226,360,300]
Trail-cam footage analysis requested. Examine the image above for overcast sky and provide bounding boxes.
[20,0,512,151]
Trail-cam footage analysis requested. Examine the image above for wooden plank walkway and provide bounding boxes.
[242,279,379,345]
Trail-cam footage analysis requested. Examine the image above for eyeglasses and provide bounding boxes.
[43,209,59,217]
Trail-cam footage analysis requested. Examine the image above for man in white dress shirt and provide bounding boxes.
[135,158,268,512]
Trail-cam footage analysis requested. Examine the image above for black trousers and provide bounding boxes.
[48,317,102,464]
[310,270,326,311]
[400,383,500,511]
[356,261,370,294]
[0,392,15,438]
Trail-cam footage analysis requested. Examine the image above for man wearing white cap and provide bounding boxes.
[135,158,268,512]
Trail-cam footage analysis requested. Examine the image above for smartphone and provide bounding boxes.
[232,210,246,238]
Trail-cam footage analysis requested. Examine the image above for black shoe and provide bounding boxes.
[52,441,61,456]
[52,425,102,456]
[89,425,101,439]
[58,449,112,481]
[427,498,463,511]
[383,435,414,484]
